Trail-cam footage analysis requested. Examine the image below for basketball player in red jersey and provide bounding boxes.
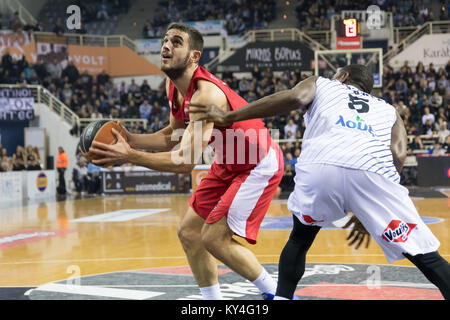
[87,23,284,300]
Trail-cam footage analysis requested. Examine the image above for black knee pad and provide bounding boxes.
[288,215,321,245]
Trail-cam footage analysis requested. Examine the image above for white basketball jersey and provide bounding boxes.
[297,76,400,183]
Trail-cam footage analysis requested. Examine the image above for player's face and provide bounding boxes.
[161,29,191,79]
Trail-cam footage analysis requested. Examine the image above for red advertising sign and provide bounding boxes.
[336,36,362,49]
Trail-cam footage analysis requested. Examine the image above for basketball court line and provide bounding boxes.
[24,283,166,300]
[0,254,449,265]
[70,208,170,222]
[47,281,435,289]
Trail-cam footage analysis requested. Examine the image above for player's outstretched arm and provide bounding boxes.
[188,76,318,125]
[390,110,408,174]
[119,114,185,152]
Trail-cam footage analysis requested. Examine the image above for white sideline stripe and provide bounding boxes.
[31,283,165,299]
[70,209,170,222]
[359,281,437,289]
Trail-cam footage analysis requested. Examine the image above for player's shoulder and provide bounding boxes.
[193,79,228,104]
[315,76,344,90]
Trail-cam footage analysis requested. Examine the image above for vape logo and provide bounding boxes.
[66,5,81,30]
[366,5,384,30]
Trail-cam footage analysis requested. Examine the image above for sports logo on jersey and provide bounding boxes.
[335,115,375,136]
[302,214,324,224]
[382,220,417,243]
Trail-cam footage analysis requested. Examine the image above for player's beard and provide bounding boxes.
[161,52,190,80]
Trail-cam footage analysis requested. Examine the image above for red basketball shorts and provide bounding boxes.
[189,143,284,244]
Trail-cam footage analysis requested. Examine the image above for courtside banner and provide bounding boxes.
[218,41,314,72]
[0,87,34,121]
[24,170,56,199]
[390,34,450,69]
[101,170,190,194]
[0,31,37,64]
[0,172,22,202]
[184,20,224,35]
[35,40,163,76]
[136,39,162,54]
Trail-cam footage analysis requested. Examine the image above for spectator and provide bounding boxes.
[53,18,65,36]
[150,116,164,132]
[73,158,88,195]
[423,118,434,135]
[87,162,101,194]
[139,99,152,119]
[430,91,443,111]
[12,155,26,171]
[442,135,450,153]
[23,63,36,80]
[409,135,424,150]
[46,58,62,81]
[141,79,151,94]
[62,61,79,84]
[61,83,73,102]
[91,107,103,119]
[127,79,139,93]
[422,107,435,126]
[97,69,110,86]
[437,121,450,143]
[56,146,68,195]
[238,77,250,95]
[284,118,298,139]
[431,143,445,156]
[27,154,42,170]
[125,100,140,118]
[97,0,110,20]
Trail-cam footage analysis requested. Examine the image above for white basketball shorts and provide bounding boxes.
[287,163,440,263]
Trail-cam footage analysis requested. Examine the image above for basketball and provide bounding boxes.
[79,120,127,161]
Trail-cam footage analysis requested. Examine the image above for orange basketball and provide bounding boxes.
[79,120,127,161]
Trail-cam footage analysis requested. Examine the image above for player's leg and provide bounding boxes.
[275,215,321,299]
[201,216,277,296]
[280,163,347,299]
[178,168,231,299]
[201,145,284,297]
[177,206,220,298]
[403,251,450,300]
[346,169,447,298]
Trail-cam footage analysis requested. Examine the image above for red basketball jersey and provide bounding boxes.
[168,65,273,172]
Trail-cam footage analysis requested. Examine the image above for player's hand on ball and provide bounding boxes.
[116,121,134,147]
[187,102,232,127]
[343,215,371,250]
[88,128,133,167]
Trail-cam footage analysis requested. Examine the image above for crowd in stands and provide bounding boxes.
[0,51,171,135]
[294,0,448,32]
[382,60,450,154]
[74,0,131,23]
[143,0,276,39]
[0,0,131,36]
[1,46,449,188]
[0,144,43,172]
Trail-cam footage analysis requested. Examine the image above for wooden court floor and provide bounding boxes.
[0,191,448,288]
